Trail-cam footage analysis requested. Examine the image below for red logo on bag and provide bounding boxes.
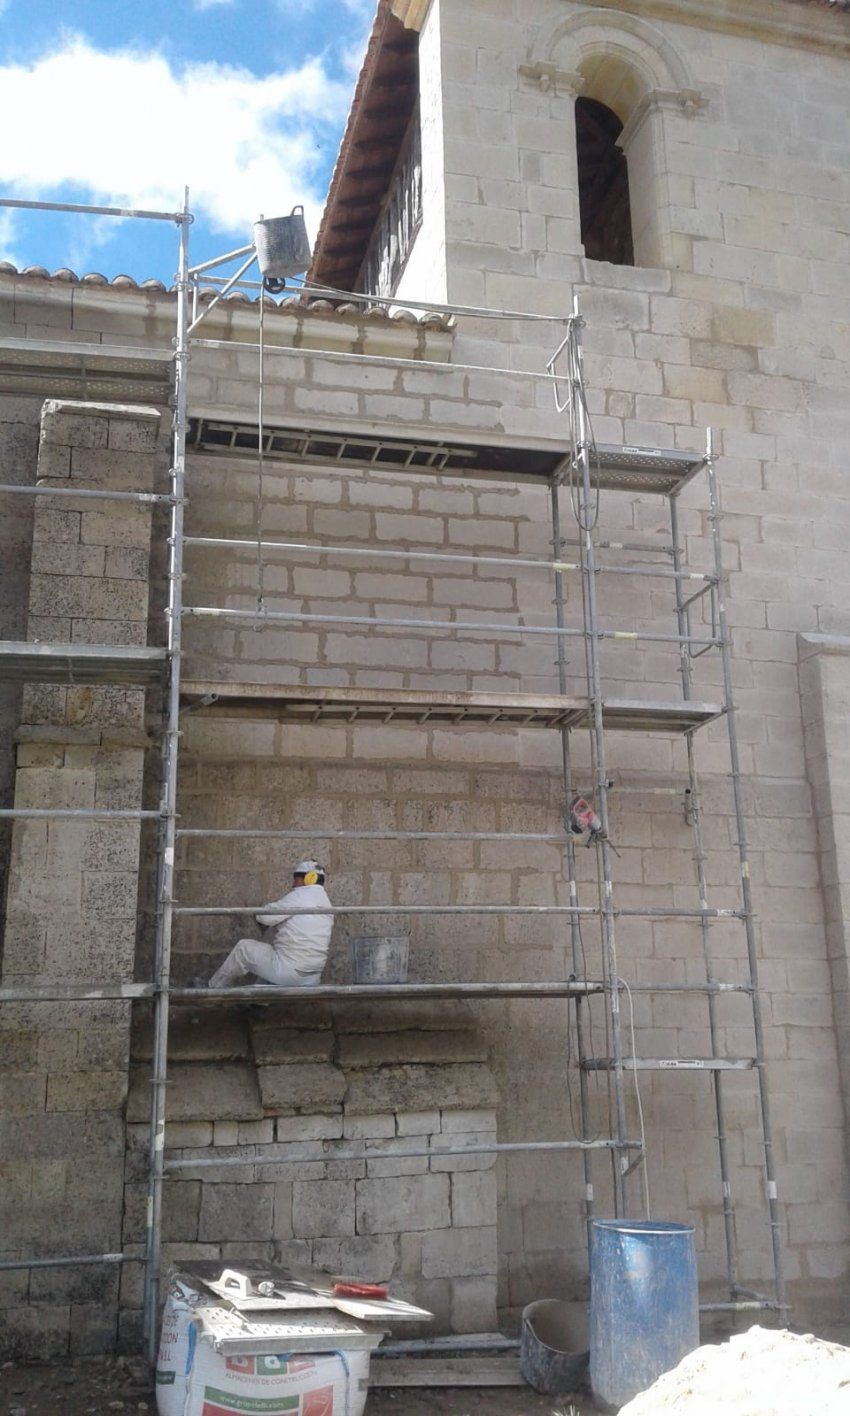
[303,1386,334,1416]
[225,1355,255,1375]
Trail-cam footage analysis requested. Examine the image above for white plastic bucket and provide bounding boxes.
[349,934,409,984]
[156,1284,371,1416]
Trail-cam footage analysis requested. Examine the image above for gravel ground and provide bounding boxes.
[0,1357,592,1416]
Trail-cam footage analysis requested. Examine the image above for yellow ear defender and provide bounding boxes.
[304,870,319,886]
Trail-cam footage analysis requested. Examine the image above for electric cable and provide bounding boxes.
[620,975,652,1218]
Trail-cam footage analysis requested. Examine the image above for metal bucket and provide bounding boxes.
[590,1219,699,1408]
[350,935,409,985]
[520,1299,589,1395]
[253,209,312,279]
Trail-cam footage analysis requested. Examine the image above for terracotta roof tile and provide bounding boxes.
[0,260,450,327]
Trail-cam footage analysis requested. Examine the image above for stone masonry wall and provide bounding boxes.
[389,0,850,1331]
[0,394,42,922]
[0,400,166,1359]
[2,1,850,1342]
[118,1002,498,1348]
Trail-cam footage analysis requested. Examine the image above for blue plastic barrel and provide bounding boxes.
[590,1219,699,1408]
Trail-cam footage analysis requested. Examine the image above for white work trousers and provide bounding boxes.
[209,938,322,989]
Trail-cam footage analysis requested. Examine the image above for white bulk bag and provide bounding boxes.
[156,1280,371,1416]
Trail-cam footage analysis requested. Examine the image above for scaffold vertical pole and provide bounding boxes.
[142,188,191,1363]
[704,429,786,1317]
[551,481,595,1252]
[570,302,629,1215]
[670,480,739,1301]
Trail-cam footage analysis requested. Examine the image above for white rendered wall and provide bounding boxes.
[394,0,448,306]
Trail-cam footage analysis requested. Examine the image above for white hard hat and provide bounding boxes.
[294,859,321,876]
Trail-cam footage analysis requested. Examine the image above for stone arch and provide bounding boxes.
[521,8,705,270]
[529,7,698,119]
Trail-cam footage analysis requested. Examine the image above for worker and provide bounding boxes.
[207,859,332,989]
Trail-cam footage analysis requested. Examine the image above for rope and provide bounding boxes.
[332,1349,352,1416]
[255,288,267,622]
[550,319,601,532]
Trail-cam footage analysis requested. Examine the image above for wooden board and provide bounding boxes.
[370,1357,525,1388]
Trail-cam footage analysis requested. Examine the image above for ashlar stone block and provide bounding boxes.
[198,1183,274,1242]
[421,1226,497,1280]
[292,1179,356,1239]
[356,1173,450,1235]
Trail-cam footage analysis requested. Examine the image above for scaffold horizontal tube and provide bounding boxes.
[296,279,575,325]
[0,982,154,1003]
[183,604,721,648]
[225,277,572,322]
[170,980,604,1003]
[0,978,751,1005]
[0,808,162,821]
[698,1301,782,1313]
[174,903,744,919]
[167,979,750,1003]
[165,1136,643,1173]
[0,484,175,505]
[0,1252,138,1272]
[0,196,188,222]
[190,336,565,383]
[176,827,568,843]
[183,536,714,584]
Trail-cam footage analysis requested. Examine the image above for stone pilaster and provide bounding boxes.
[0,400,163,1358]
[798,633,850,1153]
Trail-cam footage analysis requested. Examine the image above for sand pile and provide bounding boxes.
[618,1325,850,1416]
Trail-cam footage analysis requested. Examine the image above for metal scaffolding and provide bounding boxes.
[0,196,785,1364]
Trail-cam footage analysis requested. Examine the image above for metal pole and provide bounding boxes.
[0,484,175,505]
[551,480,595,1253]
[172,903,744,919]
[165,1137,642,1174]
[182,535,713,583]
[670,490,740,1302]
[0,196,184,221]
[190,336,573,384]
[176,827,570,843]
[182,603,719,648]
[0,1252,137,1272]
[704,431,786,1317]
[294,280,574,324]
[187,251,258,335]
[142,190,191,1362]
[570,304,629,1215]
[0,808,161,820]
[172,980,604,1003]
[0,983,154,1002]
[188,242,255,276]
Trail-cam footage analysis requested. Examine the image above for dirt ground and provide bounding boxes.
[0,1356,592,1415]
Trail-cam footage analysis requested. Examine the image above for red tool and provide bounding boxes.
[332,1281,389,1300]
[570,796,603,838]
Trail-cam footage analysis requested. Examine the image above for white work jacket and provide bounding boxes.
[256,883,333,975]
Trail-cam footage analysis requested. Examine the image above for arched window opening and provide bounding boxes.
[575,97,634,266]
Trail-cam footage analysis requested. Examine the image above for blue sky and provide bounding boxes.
[0,0,375,282]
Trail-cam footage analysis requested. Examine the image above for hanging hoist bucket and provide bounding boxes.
[253,208,312,282]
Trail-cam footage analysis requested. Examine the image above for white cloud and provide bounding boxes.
[193,0,236,9]
[0,36,354,238]
[0,209,21,266]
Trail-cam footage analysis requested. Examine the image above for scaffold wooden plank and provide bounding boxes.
[180,680,722,734]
